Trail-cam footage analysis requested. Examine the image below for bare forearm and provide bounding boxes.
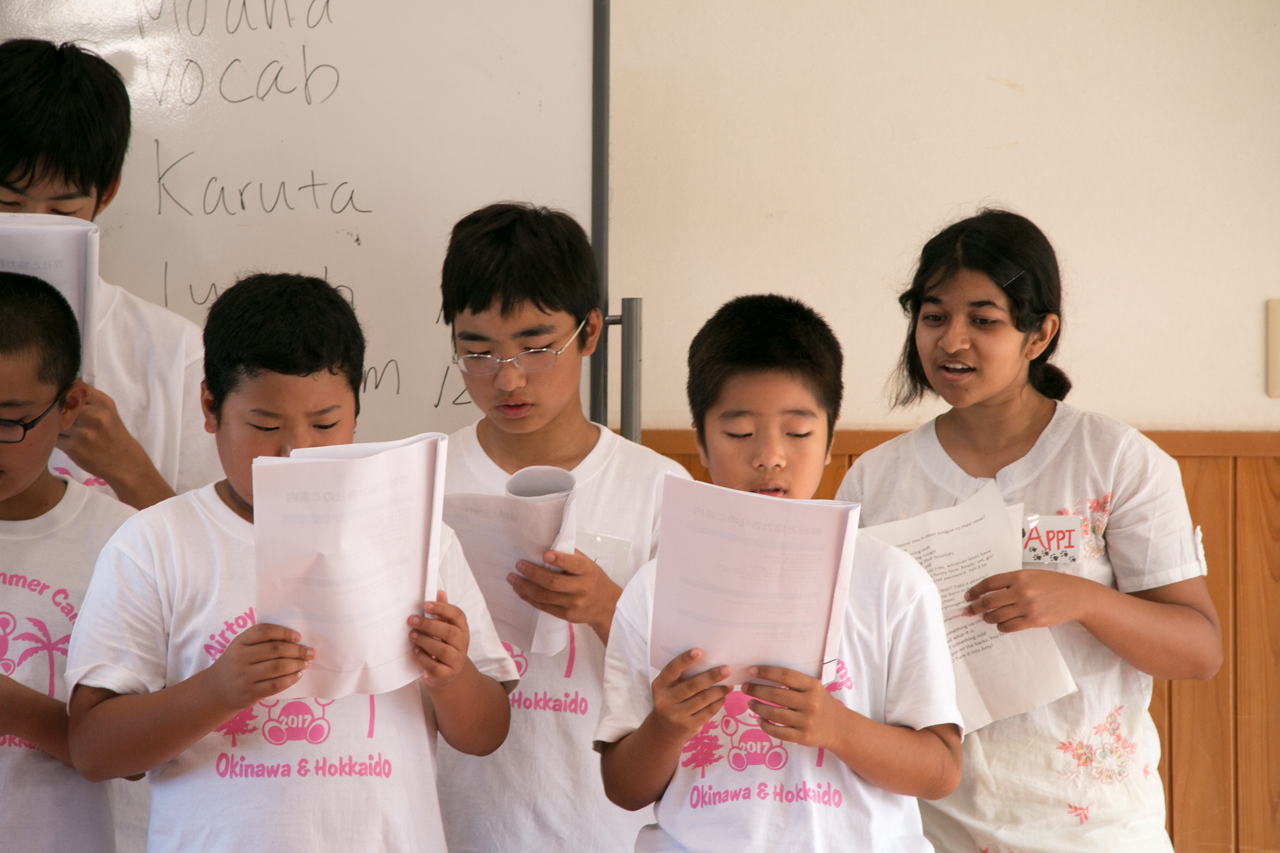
[69,673,239,781]
[599,714,687,810]
[825,713,961,800]
[102,461,176,511]
[0,677,72,765]
[429,662,510,756]
[1077,582,1221,680]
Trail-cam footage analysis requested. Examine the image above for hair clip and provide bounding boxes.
[1002,270,1025,288]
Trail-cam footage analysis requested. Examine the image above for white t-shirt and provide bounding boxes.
[836,403,1205,853]
[0,479,135,853]
[64,483,519,853]
[595,533,963,853]
[48,278,221,500]
[436,421,692,853]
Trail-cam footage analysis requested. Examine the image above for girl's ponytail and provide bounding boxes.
[1029,359,1071,401]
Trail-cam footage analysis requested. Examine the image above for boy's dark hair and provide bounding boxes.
[0,39,131,202]
[687,295,843,446]
[0,272,81,394]
[204,273,365,418]
[893,208,1070,406]
[440,203,598,347]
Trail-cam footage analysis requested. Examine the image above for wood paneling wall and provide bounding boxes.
[641,429,1280,852]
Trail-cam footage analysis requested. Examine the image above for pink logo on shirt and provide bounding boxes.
[502,641,528,677]
[0,612,16,675]
[721,689,788,772]
[12,617,69,697]
[259,698,335,745]
[51,467,109,488]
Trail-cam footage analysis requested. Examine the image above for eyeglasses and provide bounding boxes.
[452,317,588,376]
[0,396,62,444]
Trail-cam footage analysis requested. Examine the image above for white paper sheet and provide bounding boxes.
[862,482,1077,732]
[0,213,100,381]
[650,475,859,687]
[253,433,447,699]
[442,466,576,655]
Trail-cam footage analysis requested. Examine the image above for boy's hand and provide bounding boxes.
[964,569,1092,632]
[743,666,848,750]
[56,381,175,509]
[651,649,732,746]
[409,591,471,690]
[204,624,313,711]
[510,549,622,643]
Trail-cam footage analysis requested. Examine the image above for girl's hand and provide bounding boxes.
[743,666,847,749]
[205,624,314,710]
[510,549,622,643]
[651,649,732,746]
[409,591,471,690]
[964,569,1094,632]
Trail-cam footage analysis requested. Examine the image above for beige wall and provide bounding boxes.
[608,1,1280,430]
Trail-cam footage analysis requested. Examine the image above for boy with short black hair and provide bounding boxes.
[0,37,220,509]
[65,273,518,852]
[436,202,691,852]
[595,294,964,852]
[0,271,136,852]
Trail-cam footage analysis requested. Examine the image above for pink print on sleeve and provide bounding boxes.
[816,660,852,768]
[51,467,109,488]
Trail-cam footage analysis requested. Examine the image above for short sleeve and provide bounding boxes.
[436,526,520,685]
[880,549,964,736]
[173,340,222,495]
[1104,432,1205,593]
[65,536,171,698]
[593,561,658,749]
[835,462,864,505]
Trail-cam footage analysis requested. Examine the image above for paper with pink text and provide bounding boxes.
[253,433,447,700]
[651,475,859,687]
[442,465,575,655]
[862,481,1077,732]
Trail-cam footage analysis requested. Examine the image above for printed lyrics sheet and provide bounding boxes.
[253,433,447,700]
[863,482,1077,732]
[651,476,860,687]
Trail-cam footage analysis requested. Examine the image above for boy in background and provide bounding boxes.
[596,295,963,851]
[437,203,691,852]
[0,272,136,851]
[0,38,220,509]
[65,273,518,852]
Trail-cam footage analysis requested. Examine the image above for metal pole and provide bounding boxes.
[620,298,642,443]
[589,0,610,425]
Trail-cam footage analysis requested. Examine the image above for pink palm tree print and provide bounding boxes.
[14,618,70,697]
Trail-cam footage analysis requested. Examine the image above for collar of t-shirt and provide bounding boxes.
[0,477,91,539]
[456,418,615,492]
[914,401,1084,498]
[192,482,254,544]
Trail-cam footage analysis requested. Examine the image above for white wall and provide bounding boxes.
[609,1,1280,431]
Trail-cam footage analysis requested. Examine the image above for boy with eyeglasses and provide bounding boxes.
[0,272,136,852]
[435,203,691,852]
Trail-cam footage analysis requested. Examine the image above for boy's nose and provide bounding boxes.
[752,434,786,470]
[492,359,527,392]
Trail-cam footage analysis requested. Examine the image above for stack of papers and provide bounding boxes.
[252,433,447,700]
[0,213,100,381]
[443,466,576,655]
[863,482,1077,732]
[650,476,860,686]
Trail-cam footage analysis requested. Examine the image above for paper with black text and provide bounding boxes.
[0,213,100,381]
[253,433,447,699]
[651,475,859,687]
[443,466,576,655]
[862,481,1077,732]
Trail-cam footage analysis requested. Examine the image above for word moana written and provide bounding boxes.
[688,781,843,810]
[215,751,391,779]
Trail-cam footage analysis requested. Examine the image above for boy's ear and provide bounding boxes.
[92,176,122,219]
[200,382,218,434]
[693,421,710,470]
[579,308,603,358]
[57,380,89,431]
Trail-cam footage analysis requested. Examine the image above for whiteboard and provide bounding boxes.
[0,0,594,442]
